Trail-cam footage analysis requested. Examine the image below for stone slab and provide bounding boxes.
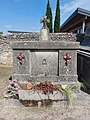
[31,51,58,76]
[13,50,31,74]
[80,45,90,51]
[18,90,64,101]
[12,41,79,49]
[59,50,77,76]
[13,74,78,83]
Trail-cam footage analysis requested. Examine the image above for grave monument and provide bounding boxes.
[12,16,79,84]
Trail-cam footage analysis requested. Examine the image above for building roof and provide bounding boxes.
[60,8,90,32]
[8,30,32,33]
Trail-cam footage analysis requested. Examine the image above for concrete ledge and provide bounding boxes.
[13,74,78,83]
[12,41,79,49]
[77,50,90,57]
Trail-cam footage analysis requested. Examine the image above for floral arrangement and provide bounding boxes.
[34,81,61,95]
[25,81,82,105]
[4,80,20,98]
[4,79,82,106]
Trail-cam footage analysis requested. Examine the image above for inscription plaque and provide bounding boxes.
[31,51,58,76]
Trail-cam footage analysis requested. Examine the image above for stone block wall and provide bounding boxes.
[0,35,13,66]
[5,33,76,42]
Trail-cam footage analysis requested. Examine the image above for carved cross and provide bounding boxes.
[17,53,25,65]
[64,52,71,66]
[40,16,50,29]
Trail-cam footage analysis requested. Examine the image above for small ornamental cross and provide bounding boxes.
[40,16,50,29]
[17,53,25,65]
[64,52,71,66]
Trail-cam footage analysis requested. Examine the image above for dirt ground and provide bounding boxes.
[0,66,12,99]
[0,66,90,120]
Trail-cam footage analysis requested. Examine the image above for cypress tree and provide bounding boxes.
[46,0,52,33]
[54,0,60,33]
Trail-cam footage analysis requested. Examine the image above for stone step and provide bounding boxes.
[18,90,64,101]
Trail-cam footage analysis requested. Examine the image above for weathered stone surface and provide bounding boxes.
[40,29,49,41]
[49,33,77,42]
[12,74,78,82]
[12,41,79,49]
[0,33,77,42]
[11,31,79,83]
[31,51,58,76]
[11,33,77,42]
[13,50,30,74]
[59,50,77,76]
[18,90,64,101]
[12,33,40,41]
[0,32,78,66]
[13,74,31,82]
[0,40,13,66]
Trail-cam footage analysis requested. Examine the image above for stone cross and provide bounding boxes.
[40,16,50,29]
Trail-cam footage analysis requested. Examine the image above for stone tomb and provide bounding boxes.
[13,41,79,83]
[12,17,79,84]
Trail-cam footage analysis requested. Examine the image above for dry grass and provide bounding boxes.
[0,66,12,99]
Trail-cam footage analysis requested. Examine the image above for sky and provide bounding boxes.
[0,0,90,34]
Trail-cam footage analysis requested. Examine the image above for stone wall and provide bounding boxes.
[0,35,13,66]
[10,33,77,42]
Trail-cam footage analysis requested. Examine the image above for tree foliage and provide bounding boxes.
[46,0,52,33]
[54,0,60,33]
